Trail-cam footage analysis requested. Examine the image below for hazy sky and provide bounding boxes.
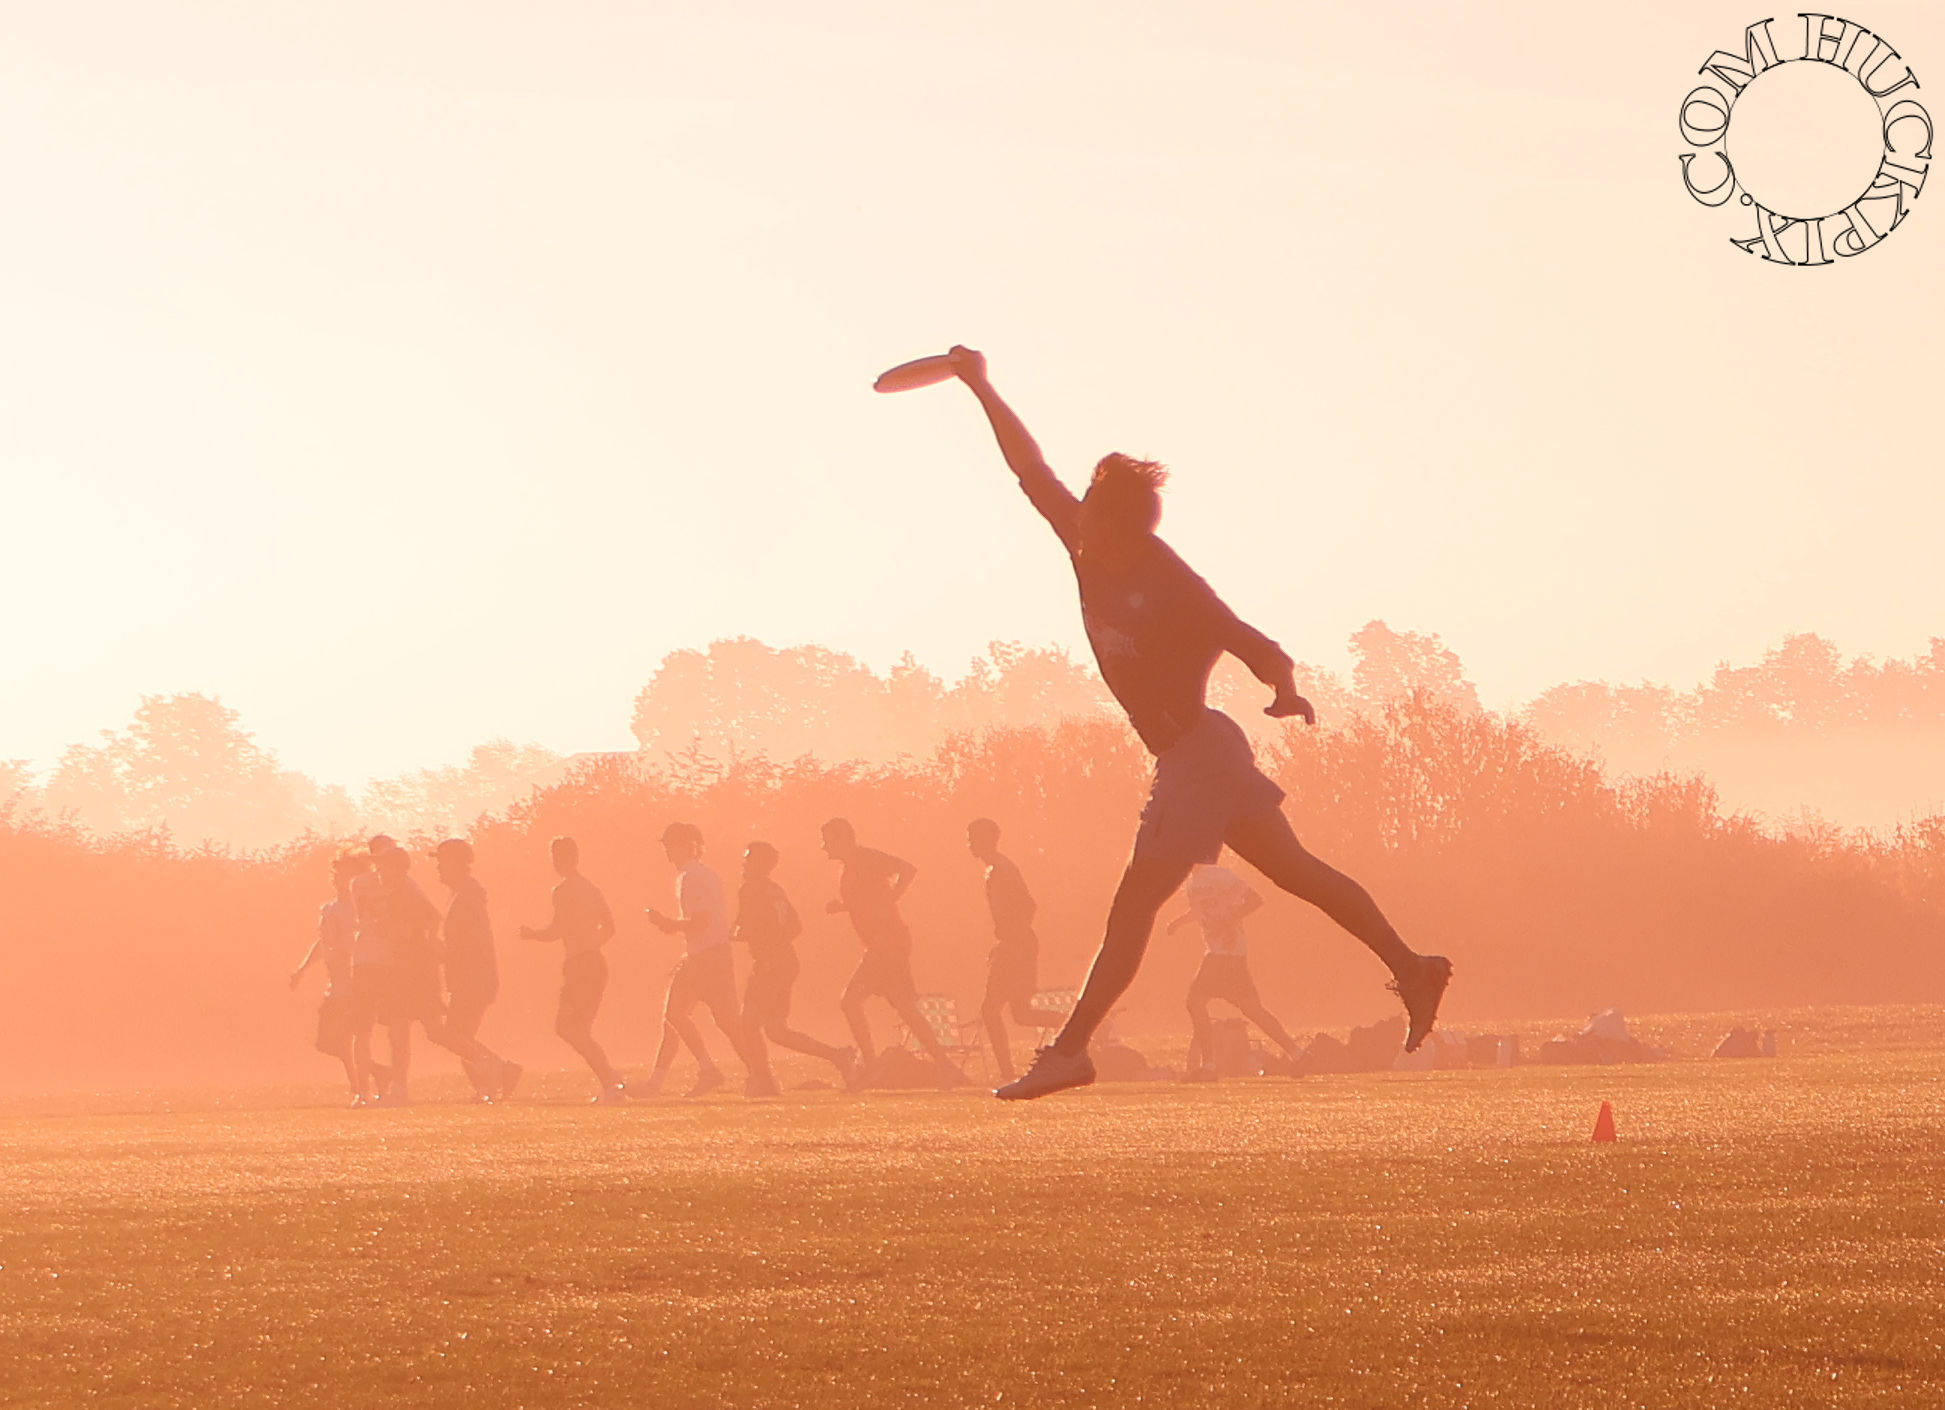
[2,2,1939,786]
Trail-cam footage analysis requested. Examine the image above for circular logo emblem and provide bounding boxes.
[1678,15,1931,262]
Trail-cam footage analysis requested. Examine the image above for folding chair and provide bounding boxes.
[899,992,986,1078]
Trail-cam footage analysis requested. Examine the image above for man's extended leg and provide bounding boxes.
[557,1012,621,1090]
[841,969,877,1065]
[998,852,1194,1100]
[1232,995,1302,1059]
[1224,808,1449,1049]
[1185,971,1219,1076]
[1054,853,1197,1055]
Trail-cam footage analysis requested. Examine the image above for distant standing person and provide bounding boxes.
[434,839,522,1102]
[640,823,753,1098]
[371,844,514,1107]
[966,819,1068,1084]
[942,346,1451,1100]
[735,841,859,1092]
[821,818,964,1088]
[1166,861,1303,1079]
[520,836,626,1103]
[289,853,368,1104]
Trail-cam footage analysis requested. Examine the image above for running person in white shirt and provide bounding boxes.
[289,853,367,1104]
[642,823,754,1097]
[1167,862,1302,1078]
[942,346,1451,1100]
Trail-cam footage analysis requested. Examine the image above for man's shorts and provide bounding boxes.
[558,950,609,1031]
[315,993,355,1056]
[982,935,1040,1009]
[1134,709,1285,863]
[665,943,740,1019]
[392,959,446,1027]
[1187,952,1262,1009]
[844,946,918,1007]
[348,962,397,1030]
[743,949,800,1027]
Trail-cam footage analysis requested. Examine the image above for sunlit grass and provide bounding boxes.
[4,1030,1944,1408]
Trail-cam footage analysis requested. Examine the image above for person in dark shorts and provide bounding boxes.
[967,818,1068,1084]
[290,853,367,1104]
[641,822,753,1098]
[370,844,514,1107]
[821,817,964,1088]
[434,839,522,1103]
[735,841,859,1092]
[942,346,1452,1100]
[1167,861,1303,1079]
[520,835,625,1103]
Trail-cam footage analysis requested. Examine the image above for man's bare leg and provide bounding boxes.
[1224,808,1449,1049]
[981,1001,1017,1081]
[1186,988,1218,1073]
[557,1013,620,1089]
[1053,853,1197,1055]
[385,1024,412,1100]
[842,990,876,1065]
[1233,997,1302,1058]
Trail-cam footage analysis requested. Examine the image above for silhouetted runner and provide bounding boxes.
[1167,861,1302,1079]
[290,853,367,1103]
[347,835,405,1105]
[821,818,965,1089]
[734,841,860,1092]
[967,818,1068,1083]
[943,346,1451,1100]
[368,844,514,1106]
[641,823,753,1098]
[434,839,522,1102]
[520,836,625,1103]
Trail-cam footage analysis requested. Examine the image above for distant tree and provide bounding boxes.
[1349,620,1481,714]
[361,739,567,839]
[41,693,318,851]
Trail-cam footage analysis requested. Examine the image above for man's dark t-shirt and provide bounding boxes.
[838,847,913,953]
[735,877,800,961]
[984,853,1037,945]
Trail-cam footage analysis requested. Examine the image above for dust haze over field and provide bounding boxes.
[6,3,1945,1407]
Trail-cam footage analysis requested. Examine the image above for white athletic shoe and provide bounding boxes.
[995,1047,1095,1101]
[375,1085,410,1108]
[593,1084,628,1106]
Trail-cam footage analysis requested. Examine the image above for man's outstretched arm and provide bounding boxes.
[948,346,1081,551]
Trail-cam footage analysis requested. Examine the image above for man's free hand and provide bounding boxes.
[646,908,680,935]
[1266,688,1316,726]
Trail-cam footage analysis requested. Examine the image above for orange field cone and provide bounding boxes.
[1591,1100,1617,1143]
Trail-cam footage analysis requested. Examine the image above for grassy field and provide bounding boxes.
[5,1012,1945,1408]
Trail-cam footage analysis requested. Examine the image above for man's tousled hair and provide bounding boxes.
[1086,453,1168,532]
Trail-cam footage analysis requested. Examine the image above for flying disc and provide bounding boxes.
[873,354,958,393]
